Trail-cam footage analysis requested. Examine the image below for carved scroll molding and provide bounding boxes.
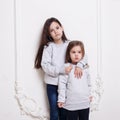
[14,81,49,120]
[13,0,104,119]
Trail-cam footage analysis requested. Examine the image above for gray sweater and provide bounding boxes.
[41,41,87,85]
[58,64,91,110]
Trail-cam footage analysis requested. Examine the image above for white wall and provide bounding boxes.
[0,0,120,120]
[97,0,120,119]
[91,0,120,119]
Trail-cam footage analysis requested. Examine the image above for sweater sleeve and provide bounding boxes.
[58,75,68,103]
[76,54,88,69]
[41,45,61,77]
[86,69,92,96]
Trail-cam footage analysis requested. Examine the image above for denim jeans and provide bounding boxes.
[47,84,67,120]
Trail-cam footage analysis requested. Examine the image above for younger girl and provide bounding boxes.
[34,17,87,120]
[58,41,92,120]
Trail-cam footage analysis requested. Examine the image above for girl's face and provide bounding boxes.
[49,21,63,44]
[70,45,83,64]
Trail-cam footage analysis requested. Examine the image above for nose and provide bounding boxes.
[75,53,79,57]
[54,30,57,34]
[75,53,78,56]
[54,29,58,34]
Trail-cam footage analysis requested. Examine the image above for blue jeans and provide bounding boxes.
[47,84,67,120]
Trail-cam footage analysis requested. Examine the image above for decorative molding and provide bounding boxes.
[90,0,104,112]
[14,0,104,119]
[14,81,49,120]
[13,0,49,119]
[90,75,104,112]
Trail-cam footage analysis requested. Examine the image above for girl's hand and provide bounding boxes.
[58,102,64,108]
[65,65,73,74]
[74,66,83,78]
[89,96,93,102]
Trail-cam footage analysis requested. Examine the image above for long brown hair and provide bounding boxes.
[34,17,68,69]
[65,41,85,63]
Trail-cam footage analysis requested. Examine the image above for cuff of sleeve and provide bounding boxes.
[76,62,84,69]
[57,99,65,103]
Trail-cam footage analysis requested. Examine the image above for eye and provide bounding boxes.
[72,51,76,53]
[78,51,82,53]
[56,26,59,29]
[50,29,54,33]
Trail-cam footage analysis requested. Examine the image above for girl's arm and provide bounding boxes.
[74,54,88,78]
[76,54,88,69]
[58,74,68,104]
[41,45,63,77]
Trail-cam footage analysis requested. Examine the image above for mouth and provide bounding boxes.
[75,58,79,61]
[55,34,60,37]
